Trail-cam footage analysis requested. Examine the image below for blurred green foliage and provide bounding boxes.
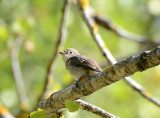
[0,0,160,118]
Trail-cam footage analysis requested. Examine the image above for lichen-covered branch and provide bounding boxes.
[93,15,160,47]
[10,35,28,106]
[75,99,119,118]
[35,46,160,113]
[38,0,71,101]
[77,0,160,107]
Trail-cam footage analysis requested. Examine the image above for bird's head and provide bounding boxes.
[59,48,80,63]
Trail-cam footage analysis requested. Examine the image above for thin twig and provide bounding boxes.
[37,0,71,102]
[77,1,160,107]
[0,104,15,118]
[10,35,28,106]
[93,15,160,47]
[56,99,118,118]
[35,46,160,113]
[76,99,119,118]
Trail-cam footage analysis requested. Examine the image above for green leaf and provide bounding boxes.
[30,109,58,118]
[48,114,58,118]
[30,109,47,118]
[65,100,81,112]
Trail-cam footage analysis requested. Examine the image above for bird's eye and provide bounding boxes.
[70,52,72,54]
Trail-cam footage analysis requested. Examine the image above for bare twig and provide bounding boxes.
[38,0,71,102]
[35,46,160,113]
[56,99,118,118]
[93,15,160,47]
[10,35,28,107]
[76,99,119,118]
[0,104,15,118]
[77,1,160,107]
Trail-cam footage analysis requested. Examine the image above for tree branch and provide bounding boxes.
[35,46,160,113]
[10,35,28,107]
[77,1,160,107]
[93,15,160,47]
[75,99,119,118]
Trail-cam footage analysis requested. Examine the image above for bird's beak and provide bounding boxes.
[59,52,65,55]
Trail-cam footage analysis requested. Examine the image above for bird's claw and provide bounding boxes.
[75,80,82,88]
[75,77,88,88]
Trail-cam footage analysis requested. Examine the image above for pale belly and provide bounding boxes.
[66,65,97,80]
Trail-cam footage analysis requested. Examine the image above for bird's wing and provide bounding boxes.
[67,55,102,72]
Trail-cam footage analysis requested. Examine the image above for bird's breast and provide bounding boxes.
[66,65,98,80]
[66,65,85,80]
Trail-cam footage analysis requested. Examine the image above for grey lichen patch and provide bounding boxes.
[98,71,112,85]
[123,58,135,75]
[81,85,92,96]
[153,46,160,60]
[124,66,131,75]
[136,51,151,71]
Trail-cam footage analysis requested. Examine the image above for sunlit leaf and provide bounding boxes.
[65,100,81,112]
[30,109,47,118]
[0,25,8,41]
[30,109,59,118]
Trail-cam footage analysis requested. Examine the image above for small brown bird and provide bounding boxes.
[59,48,102,82]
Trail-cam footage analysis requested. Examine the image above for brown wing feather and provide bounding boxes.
[67,55,102,72]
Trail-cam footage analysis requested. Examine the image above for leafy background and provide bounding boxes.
[0,0,160,117]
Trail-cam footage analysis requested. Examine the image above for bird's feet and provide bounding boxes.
[75,80,82,88]
[75,77,88,88]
